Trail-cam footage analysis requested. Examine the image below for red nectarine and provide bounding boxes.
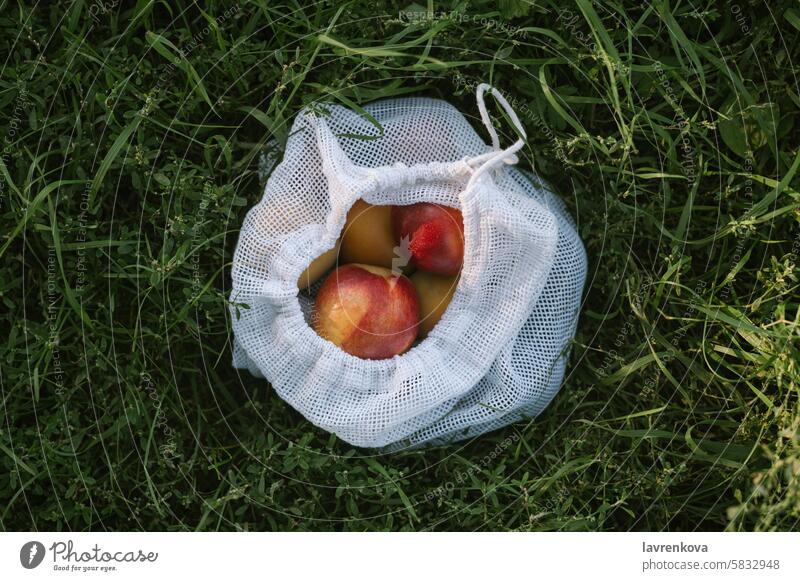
[391,203,464,276]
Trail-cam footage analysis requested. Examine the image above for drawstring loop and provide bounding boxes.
[465,83,528,191]
[313,82,528,196]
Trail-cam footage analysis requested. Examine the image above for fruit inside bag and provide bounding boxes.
[231,84,586,449]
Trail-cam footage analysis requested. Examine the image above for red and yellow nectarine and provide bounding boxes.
[313,264,420,359]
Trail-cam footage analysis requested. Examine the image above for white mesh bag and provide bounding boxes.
[231,84,587,449]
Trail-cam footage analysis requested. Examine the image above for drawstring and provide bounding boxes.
[476,83,527,148]
[466,83,528,191]
[313,82,528,195]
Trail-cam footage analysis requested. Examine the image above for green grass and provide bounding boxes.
[1,0,799,531]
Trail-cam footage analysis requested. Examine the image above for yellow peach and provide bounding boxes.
[410,270,459,338]
[340,200,397,269]
[298,240,341,290]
